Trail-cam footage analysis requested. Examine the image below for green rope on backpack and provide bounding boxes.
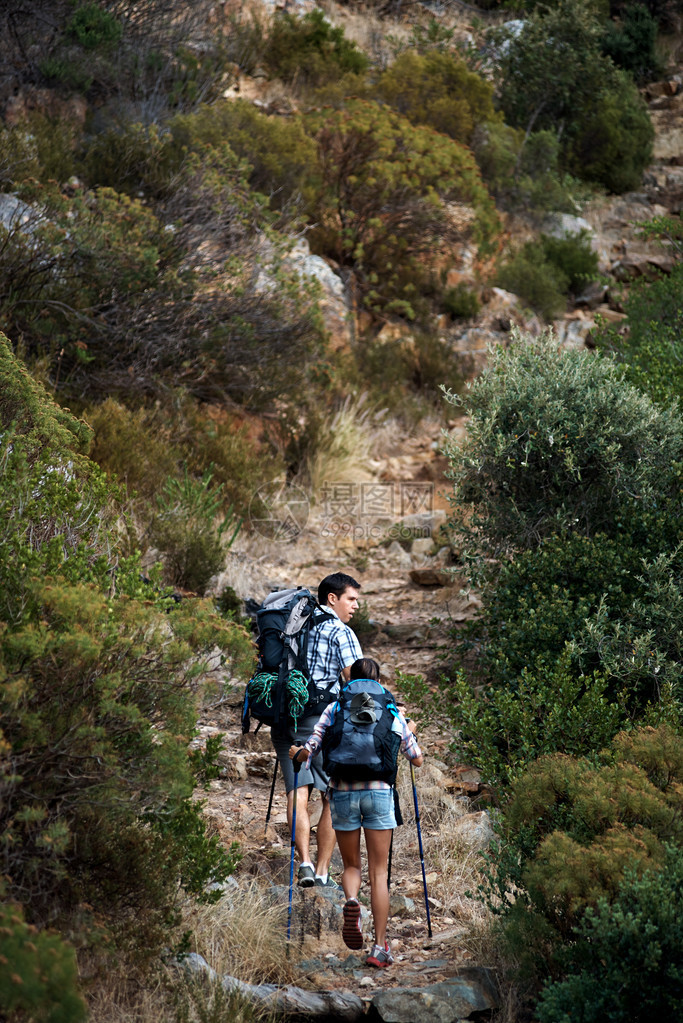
[286,670,309,727]
[248,669,310,727]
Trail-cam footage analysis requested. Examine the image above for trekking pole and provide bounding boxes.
[265,757,278,834]
[387,830,394,890]
[287,756,302,943]
[410,761,433,938]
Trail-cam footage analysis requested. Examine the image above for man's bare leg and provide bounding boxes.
[314,796,337,878]
[286,784,311,864]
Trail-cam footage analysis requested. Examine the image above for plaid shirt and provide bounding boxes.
[303,703,422,790]
[307,607,362,697]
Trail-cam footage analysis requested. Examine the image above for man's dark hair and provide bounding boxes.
[318,572,360,605]
[350,657,380,681]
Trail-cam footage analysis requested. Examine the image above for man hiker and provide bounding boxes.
[271,571,363,888]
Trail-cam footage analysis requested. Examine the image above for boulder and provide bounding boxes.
[286,238,352,352]
[370,967,499,1022]
[449,812,495,853]
[543,213,595,241]
[409,567,451,587]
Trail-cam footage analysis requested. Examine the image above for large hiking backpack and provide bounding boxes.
[322,679,402,785]
[241,587,334,733]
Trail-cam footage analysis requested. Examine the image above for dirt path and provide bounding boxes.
[195,419,491,999]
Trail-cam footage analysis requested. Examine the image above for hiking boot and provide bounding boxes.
[342,898,363,949]
[297,864,315,888]
[314,875,341,890]
[366,941,394,968]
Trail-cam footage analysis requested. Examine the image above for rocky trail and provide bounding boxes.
[186,72,683,1021]
[188,421,500,1021]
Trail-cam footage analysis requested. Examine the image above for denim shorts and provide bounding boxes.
[329,788,396,831]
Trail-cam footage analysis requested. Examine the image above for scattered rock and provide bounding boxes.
[452,766,481,794]
[409,567,451,587]
[369,967,499,1022]
[450,812,495,853]
[389,894,416,918]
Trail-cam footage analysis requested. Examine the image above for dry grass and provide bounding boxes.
[303,395,409,501]
[392,761,490,926]
[84,883,291,1023]
[183,881,299,987]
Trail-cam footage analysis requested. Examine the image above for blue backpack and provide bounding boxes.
[322,678,402,784]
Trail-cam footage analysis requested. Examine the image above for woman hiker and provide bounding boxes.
[289,656,423,968]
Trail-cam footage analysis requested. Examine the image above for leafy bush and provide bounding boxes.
[150,469,242,593]
[496,246,569,319]
[536,844,683,1023]
[451,656,625,792]
[496,232,599,317]
[169,101,317,211]
[442,330,683,562]
[596,218,683,406]
[80,121,180,198]
[306,99,499,319]
[465,532,643,684]
[539,231,599,292]
[601,2,664,83]
[442,283,481,320]
[3,155,325,411]
[569,546,683,711]
[486,725,683,987]
[67,3,123,50]
[472,123,582,214]
[265,9,368,86]
[0,334,254,959]
[378,50,497,145]
[0,897,86,1023]
[86,395,276,517]
[568,69,654,192]
[494,0,654,192]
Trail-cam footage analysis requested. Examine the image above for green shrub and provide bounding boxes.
[494,0,654,193]
[378,50,497,145]
[601,2,664,83]
[451,656,625,792]
[86,396,275,517]
[39,56,93,93]
[151,469,242,593]
[486,725,683,987]
[465,533,642,684]
[67,3,123,50]
[568,69,654,192]
[596,227,683,407]
[496,246,569,319]
[442,283,481,320]
[0,334,254,955]
[569,546,683,712]
[3,159,324,411]
[496,231,598,317]
[169,101,317,210]
[265,9,368,86]
[0,897,86,1023]
[306,99,499,318]
[537,844,683,1022]
[442,330,683,562]
[472,123,582,214]
[539,231,599,292]
[80,121,179,197]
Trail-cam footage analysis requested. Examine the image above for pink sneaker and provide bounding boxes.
[366,941,394,968]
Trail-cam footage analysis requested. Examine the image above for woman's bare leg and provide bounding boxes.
[335,828,362,901]
[365,828,393,949]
